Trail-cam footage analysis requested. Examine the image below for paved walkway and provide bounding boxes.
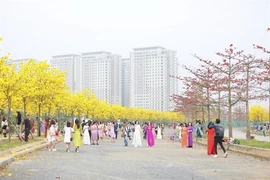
[225,127,270,142]
[0,129,269,180]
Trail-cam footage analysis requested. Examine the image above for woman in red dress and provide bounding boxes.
[207,121,215,155]
[181,123,188,148]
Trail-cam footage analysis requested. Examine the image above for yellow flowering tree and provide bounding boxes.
[249,105,268,122]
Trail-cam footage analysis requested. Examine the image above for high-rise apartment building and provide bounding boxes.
[130,46,178,111]
[50,54,81,93]
[121,58,130,107]
[81,51,122,105]
[8,58,36,72]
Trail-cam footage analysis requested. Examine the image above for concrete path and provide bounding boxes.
[225,127,270,142]
[0,130,269,180]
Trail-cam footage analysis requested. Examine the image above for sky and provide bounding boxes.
[0,0,270,105]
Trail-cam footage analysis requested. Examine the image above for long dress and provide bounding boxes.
[132,124,142,147]
[64,127,73,143]
[207,128,215,155]
[146,125,155,147]
[91,125,98,141]
[47,125,56,143]
[73,124,82,147]
[188,126,194,147]
[157,126,162,140]
[181,127,188,148]
[109,125,115,138]
[83,125,91,145]
[98,124,105,139]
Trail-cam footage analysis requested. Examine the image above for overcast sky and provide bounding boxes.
[1,0,269,61]
[0,0,270,105]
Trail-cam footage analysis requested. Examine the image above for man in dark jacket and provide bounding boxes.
[209,118,228,158]
[24,114,31,142]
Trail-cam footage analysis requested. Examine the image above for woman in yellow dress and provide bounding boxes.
[73,119,82,152]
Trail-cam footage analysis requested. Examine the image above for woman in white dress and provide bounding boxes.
[132,120,142,147]
[157,124,162,140]
[47,120,57,151]
[64,121,74,152]
[83,122,91,145]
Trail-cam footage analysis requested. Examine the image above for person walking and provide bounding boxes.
[47,119,57,151]
[73,119,82,152]
[209,119,228,158]
[132,120,142,147]
[64,121,73,152]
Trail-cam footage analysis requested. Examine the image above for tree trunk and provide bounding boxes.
[7,98,12,142]
[218,90,221,120]
[202,106,205,121]
[245,64,251,141]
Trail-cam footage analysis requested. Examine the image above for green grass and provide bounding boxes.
[238,139,270,149]
[240,129,270,136]
[0,138,41,151]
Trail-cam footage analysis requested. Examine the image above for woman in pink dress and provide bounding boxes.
[109,121,116,142]
[146,122,155,147]
[90,121,99,145]
[98,121,105,142]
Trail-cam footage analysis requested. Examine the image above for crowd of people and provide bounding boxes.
[43,118,166,152]
[1,113,258,159]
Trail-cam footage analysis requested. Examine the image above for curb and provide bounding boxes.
[194,138,270,160]
[0,139,63,168]
[0,142,47,168]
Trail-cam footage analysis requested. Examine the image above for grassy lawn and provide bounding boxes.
[240,129,270,136]
[0,138,42,151]
[238,139,270,149]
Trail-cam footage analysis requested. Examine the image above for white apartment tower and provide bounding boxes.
[81,51,122,105]
[130,47,178,111]
[121,58,130,107]
[50,54,81,93]
[8,58,37,72]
